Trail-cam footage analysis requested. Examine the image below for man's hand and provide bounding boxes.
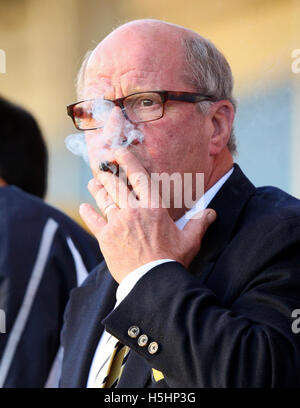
[79,149,216,283]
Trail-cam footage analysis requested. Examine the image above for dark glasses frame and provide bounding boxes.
[67,90,218,131]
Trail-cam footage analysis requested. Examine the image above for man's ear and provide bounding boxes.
[209,100,235,155]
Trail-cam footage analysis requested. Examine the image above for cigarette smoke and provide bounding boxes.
[65,97,144,167]
[65,133,89,163]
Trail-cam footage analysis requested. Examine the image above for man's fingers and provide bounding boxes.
[183,209,217,242]
[88,178,115,216]
[96,170,137,209]
[114,149,154,204]
[79,203,106,237]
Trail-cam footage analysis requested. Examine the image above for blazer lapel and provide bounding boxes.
[62,261,118,387]
[66,264,151,388]
[189,164,256,282]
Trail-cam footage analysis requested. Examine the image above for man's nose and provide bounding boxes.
[112,100,130,122]
[102,106,127,148]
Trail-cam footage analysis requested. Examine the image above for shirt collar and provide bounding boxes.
[175,167,234,230]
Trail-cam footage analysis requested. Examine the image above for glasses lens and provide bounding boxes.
[124,92,163,123]
[73,99,114,130]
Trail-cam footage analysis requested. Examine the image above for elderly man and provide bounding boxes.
[60,19,300,388]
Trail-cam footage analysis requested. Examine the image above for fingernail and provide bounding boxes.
[207,211,216,223]
[79,203,87,214]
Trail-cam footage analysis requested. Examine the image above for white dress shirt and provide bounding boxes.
[86,167,233,387]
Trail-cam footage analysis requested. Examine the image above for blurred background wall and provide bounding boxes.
[0,0,299,225]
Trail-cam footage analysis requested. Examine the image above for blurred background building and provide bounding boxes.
[0,0,299,225]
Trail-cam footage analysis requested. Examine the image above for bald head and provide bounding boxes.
[102,19,198,48]
[83,20,195,98]
[78,20,198,97]
[109,18,197,35]
[102,19,199,49]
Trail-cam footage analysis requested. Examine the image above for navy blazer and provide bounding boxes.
[60,165,300,387]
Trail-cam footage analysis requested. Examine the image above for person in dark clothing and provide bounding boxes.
[0,96,102,387]
[0,96,48,198]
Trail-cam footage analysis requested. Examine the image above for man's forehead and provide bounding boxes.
[84,31,186,97]
[84,70,162,98]
[88,39,180,73]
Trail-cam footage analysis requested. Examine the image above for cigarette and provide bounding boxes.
[99,160,119,175]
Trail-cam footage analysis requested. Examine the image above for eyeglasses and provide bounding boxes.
[66,90,217,131]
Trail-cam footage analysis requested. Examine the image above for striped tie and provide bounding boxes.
[95,334,130,388]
